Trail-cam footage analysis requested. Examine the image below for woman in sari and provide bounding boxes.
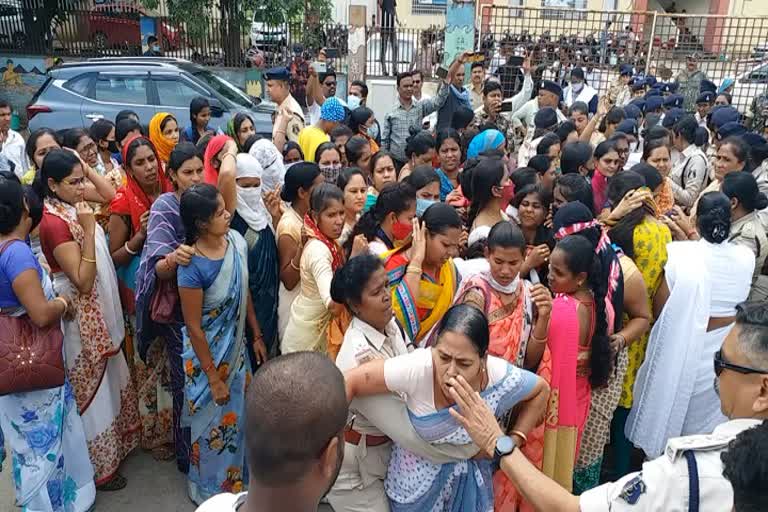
[344,304,550,512]
[336,167,367,246]
[591,140,621,214]
[21,128,61,185]
[0,173,96,511]
[202,134,239,215]
[275,163,324,343]
[543,233,614,491]
[551,202,650,492]
[512,184,554,284]
[461,155,514,245]
[404,165,441,217]
[225,113,256,153]
[384,202,462,346]
[316,142,344,185]
[347,107,380,154]
[231,153,281,362]
[458,221,553,512]
[435,129,463,201]
[605,170,671,477]
[347,181,416,257]
[177,184,266,505]
[148,112,180,168]
[134,142,201,474]
[108,135,175,460]
[283,183,349,355]
[641,138,675,214]
[35,149,139,490]
[181,97,214,145]
[397,130,435,182]
[627,192,754,457]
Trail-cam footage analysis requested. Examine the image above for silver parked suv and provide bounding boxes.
[27,57,275,135]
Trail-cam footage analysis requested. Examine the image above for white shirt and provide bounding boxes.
[195,492,246,511]
[384,348,509,416]
[579,419,762,511]
[307,96,348,126]
[1,129,28,179]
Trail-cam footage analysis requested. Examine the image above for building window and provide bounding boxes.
[412,0,446,15]
[541,0,588,20]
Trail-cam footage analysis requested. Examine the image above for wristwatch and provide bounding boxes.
[492,435,516,470]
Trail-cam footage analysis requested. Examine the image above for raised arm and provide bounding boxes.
[217,140,238,215]
[52,202,98,295]
[420,52,471,116]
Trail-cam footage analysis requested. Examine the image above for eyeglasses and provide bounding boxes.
[713,349,768,377]
[62,176,86,187]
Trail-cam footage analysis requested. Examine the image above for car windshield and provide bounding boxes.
[189,69,254,108]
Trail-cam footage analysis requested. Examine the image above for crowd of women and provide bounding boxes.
[0,74,766,512]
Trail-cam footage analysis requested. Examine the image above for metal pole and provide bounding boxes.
[645,10,657,76]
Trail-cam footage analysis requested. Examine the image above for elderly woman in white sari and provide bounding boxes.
[344,303,549,512]
[627,191,754,457]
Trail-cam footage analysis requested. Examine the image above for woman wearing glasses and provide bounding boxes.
[626,191,754,459]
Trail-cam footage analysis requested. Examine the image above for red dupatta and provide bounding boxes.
[203,134,231,185]
[303,212,344,271]
[111,136,173,232]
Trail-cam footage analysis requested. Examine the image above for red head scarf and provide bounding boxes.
[203,134,232,185]
[111,135,172,232]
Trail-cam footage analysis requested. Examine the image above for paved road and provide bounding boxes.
[1,447,334,511]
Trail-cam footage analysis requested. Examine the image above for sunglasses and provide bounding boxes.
[713,349,768,377]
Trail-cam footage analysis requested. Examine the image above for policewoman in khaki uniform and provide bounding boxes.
[327,254,477,511]
[448,300,768,512]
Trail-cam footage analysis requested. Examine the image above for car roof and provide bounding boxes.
[50,57,204,77]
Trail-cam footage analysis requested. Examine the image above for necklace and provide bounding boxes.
[195,240,225,259]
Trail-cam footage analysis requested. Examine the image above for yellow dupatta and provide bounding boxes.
[382,246,457,343]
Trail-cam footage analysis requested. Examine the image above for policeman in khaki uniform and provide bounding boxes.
[328,259,477,512]
[264,67,305,151]
[448,300,768,512]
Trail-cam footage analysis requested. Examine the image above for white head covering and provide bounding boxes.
[235,153,270,232]
[248,139,286,192]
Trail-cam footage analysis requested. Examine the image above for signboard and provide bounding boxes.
[442,0,475,70]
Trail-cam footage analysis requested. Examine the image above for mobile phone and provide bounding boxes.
[325,48,339,59]
[312,61,327,74]
[436,66,448,79]
[501,101,514,112]
[508,56,524,67]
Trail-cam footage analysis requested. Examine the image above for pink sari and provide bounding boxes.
[541,294,595,492]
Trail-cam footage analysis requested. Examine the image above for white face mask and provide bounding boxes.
[347,95,362,110]
[484,270,520,295]
[572,82,584,93]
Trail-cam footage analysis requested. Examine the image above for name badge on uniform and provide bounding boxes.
[619,474,647,505]
[354,347,377,366]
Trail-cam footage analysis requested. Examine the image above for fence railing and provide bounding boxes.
[478,5,768,114]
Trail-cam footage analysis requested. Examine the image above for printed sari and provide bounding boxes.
[385,364,537,512]
[110,137,174,455]
[134,192,191,473]
[0,266,97,512]
[542,294,595,492]
[459,274,552,512]
[181,231,249,505]
[383,245,458,346]
[43,197,140,484]
[459,275,553,512]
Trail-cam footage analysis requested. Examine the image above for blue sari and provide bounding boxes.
[435,169,454,201]
[385,364,536,512]
[180,230,249,505]
[0,257,96,511]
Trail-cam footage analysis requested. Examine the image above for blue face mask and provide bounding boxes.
[347,95,362,110]
[416,198,437,218]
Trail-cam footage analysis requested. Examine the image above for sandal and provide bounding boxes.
[96,473,127,491]
[151,444,175,462]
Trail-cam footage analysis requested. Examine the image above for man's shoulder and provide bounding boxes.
[195,492,247,511]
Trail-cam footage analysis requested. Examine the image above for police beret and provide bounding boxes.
[699,79,717,94]
[264,66,290,81]
[619,64,634,76]
[534,107,559,129]
[628,98,646,113]
[742,132,768,146]
[662,108,685,129]
[644,75,658,87]
[645,89,661,100]
[645,96,664,111]
[696,91,716,104]
[710,106,741,129]
[631,82,646,92]
[615,119,639,138]
[664,94,684,109]
[716,122,747,140]
[624,104,642,120]
[539,80,562,98]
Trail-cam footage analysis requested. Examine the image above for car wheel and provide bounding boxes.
[12,31,26,49]
[93,31,108,51]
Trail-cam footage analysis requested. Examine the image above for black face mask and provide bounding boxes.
[107,140,119,154]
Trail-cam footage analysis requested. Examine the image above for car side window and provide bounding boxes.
[154,78,206,108]
[94,76,148,105]
[64,74,93,96]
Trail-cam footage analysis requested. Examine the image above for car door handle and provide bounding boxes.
[85,113,104,120]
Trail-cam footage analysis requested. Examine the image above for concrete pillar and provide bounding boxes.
[704,0,730,54]
[348,5,367,82]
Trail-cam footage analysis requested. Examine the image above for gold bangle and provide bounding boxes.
[290,257,300,271]
[530,333,547,344]
[511,430,528,446]
[406,266,422,274]
[81,256,96,263]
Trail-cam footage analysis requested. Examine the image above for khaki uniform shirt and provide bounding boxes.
[273,94,305,143]
[579,419,763,511]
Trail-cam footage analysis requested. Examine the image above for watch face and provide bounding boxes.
[496,435,515,455]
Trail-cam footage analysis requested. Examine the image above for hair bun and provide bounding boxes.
[755,192,768,212]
